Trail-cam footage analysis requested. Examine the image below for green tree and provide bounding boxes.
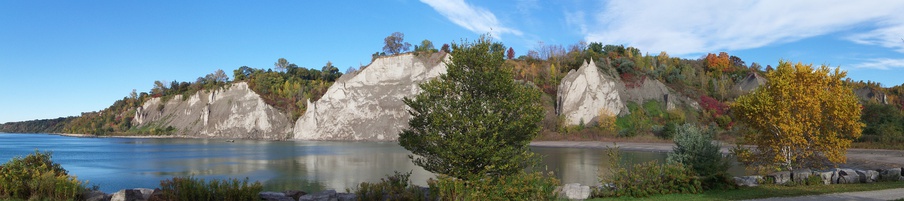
[383,32,411,55]
[732,61,863,171]
[667,124,731,189]
[274,58,289,72]
[399,37,544,179]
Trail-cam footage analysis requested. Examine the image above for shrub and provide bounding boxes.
[666,124,733,189]
[352,171,425,201]
[0,150,88,201]
[428,171,559,201]
[597,146,702,198]
[597,108,618,134]
[155,176,262,201]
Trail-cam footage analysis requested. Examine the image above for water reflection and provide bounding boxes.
[0,134,745,193]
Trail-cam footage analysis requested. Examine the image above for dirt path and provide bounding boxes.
[530,141,904,170]
[741,188,904,201]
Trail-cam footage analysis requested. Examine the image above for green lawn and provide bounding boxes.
[588,181,904,201]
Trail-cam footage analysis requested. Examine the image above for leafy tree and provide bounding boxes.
[274,58,290,72]
[383,32,411,55]
[415,39,436,53]
[506,47,515,60]
[731,60,863,171]
[399,37,544,179]
[667,124,731,189]
[440,43,450,53]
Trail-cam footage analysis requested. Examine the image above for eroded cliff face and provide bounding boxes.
[556,59,626,125]
[132,82,293,139]
[293,53,448,141]
[557,59,698,126]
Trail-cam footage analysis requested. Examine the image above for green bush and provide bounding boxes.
[666,124,733,189]
[0,150,88,201]
[155,176,262,201]
[596,146,702,198]
[352,171,425,201]
[428,171,559,201]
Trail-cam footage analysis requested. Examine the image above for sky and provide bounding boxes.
[2,0,903,123]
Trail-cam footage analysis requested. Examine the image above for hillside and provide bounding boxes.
[2,42,903,144]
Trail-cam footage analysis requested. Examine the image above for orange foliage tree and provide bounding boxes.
[731,60,863,171]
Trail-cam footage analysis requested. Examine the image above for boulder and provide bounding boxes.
[260,192,295,201]
[816,170,834,185]
[767,171,791,185]
[84,190,111,201]
[856,169,879,183]
[560,183,591,200]
[111,188,155,201]
[880,168,904,181]
[733,176,761,187]
[834,169,861,184]
[300,189,338,201]
[283,190,307,200]
[337,193,357,201]
[294,53,449,140]
[556,59,626,126]
[791,169,812,183]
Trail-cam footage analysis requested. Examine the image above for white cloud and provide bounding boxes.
[846,18,904,53]
[852,58,904,70]
[420,0,522,39]
[580,0,904,56]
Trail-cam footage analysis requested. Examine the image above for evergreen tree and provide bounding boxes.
[399,37,544,179]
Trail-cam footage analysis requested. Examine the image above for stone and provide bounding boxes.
[299,189,338,201]
[835,169,861,184]
[294,53,449,141]
[133,82,294,139]
[856,169,879,183]
[111,188,155,201]
[84,190,111,201]
[733,176,761,187]
[791,169,812,183]
[337,193,357,201]
[556,59,626,126]
[560,183,591,200]
[260,192,295,201]
[283,190,307,200]
[767,171,791,185]
[880,168,904,181]
[816,170,834,185]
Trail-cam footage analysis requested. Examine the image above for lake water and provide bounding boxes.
[0,133,745,193]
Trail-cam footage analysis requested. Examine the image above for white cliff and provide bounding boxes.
[132,82,293,139]
[293,53,448,141]
[556,59,627,126]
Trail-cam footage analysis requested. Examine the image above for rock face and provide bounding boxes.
[132,82,293,139]
[294,53,448,141]
[557,59,626,125]
[556,59,697,126]
[736,73,766,93]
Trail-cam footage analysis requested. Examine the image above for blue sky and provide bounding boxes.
[2,0,903,123]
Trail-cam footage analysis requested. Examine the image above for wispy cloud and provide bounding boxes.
[578,0,904,56]
[852,58,904,70]
[420,0,522,39]
[846,17,904,53]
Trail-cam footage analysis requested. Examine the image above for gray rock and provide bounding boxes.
[260,192,295,201]
[557,59,626,126]
[300,189,338,201]
[84,190,111,201]
[816,170,834,185]
[880,168,904,181]
[856,169,879,183]
[110,188,155,201]
[283,190,306,200]
[337,193,357,201]
[791,169,812,183]
[733,176,761,187]
[560,183,591,200]
[294,53,449,141]
[768,171,791,185]
[835,169,861,184]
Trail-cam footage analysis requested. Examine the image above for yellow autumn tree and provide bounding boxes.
[731,60,863,171]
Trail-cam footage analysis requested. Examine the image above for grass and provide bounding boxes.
[587,181,904,201]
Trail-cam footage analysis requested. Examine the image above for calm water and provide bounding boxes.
[0,133,744,193]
